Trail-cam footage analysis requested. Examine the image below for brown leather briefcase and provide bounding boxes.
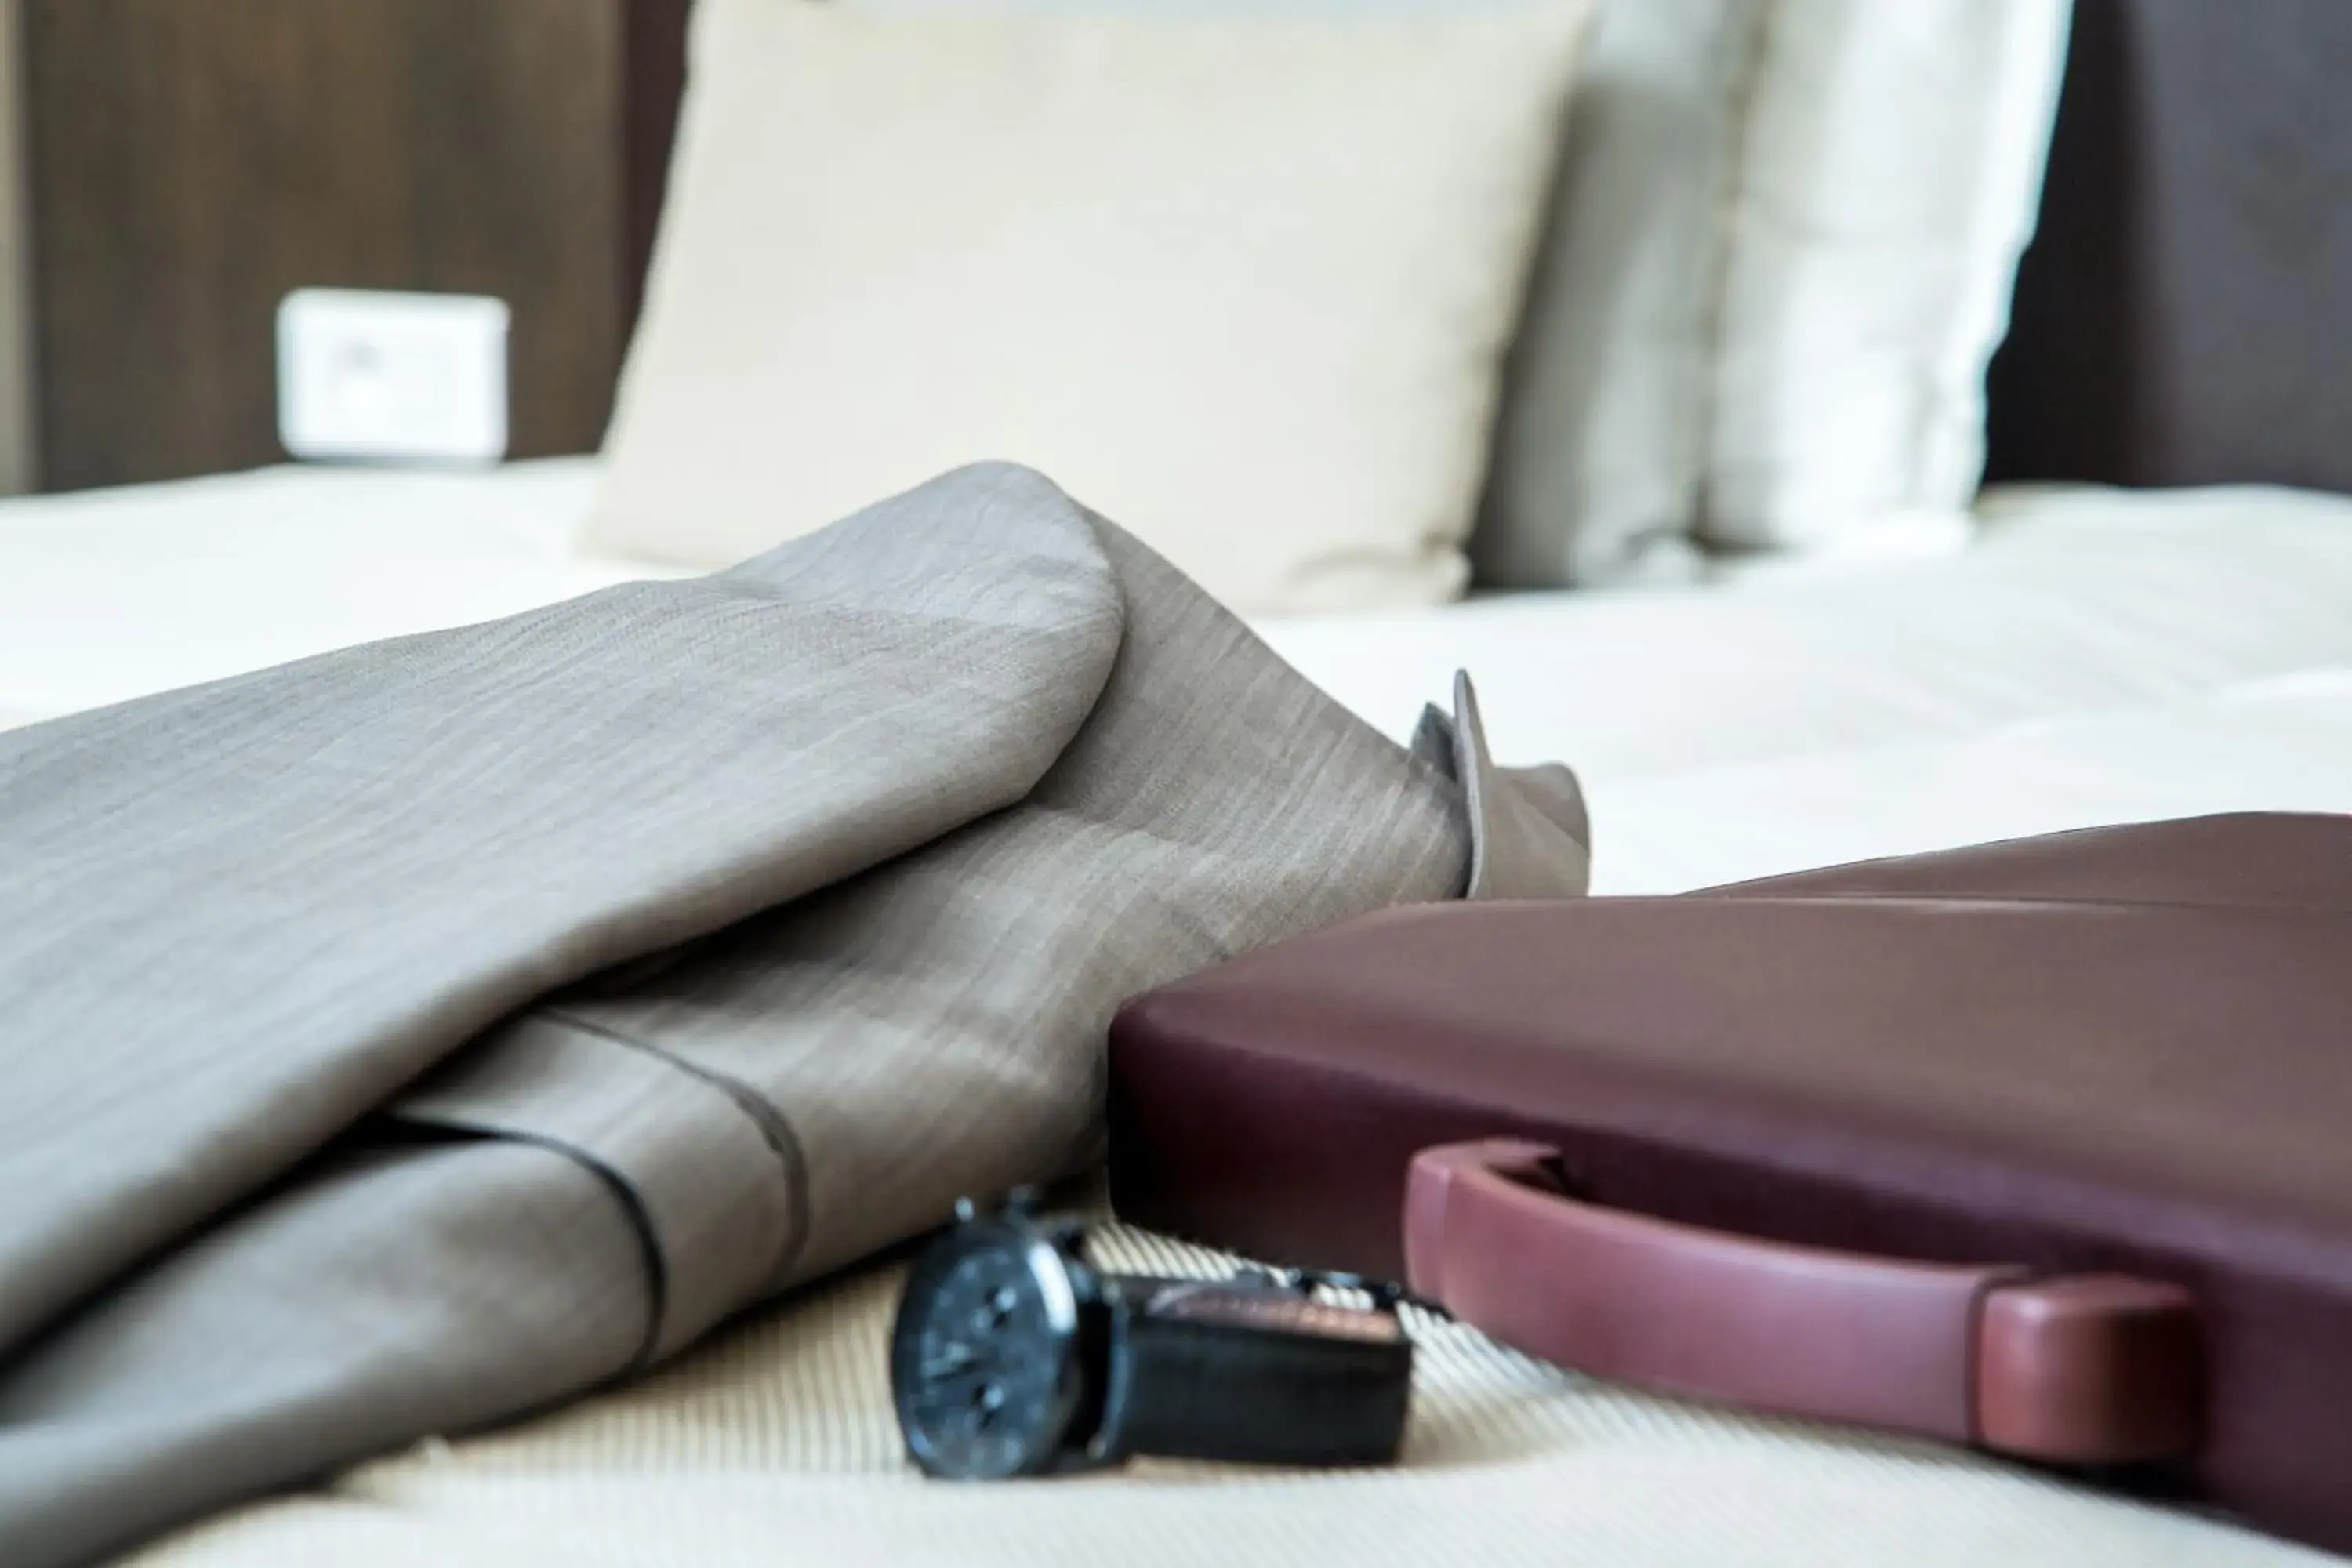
[1107,813,2352,1552]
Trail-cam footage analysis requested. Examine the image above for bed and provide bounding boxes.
[5,463,2350,1567]
[8,0,2352,1561]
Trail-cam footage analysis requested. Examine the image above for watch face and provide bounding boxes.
[891,1218,1085,1479]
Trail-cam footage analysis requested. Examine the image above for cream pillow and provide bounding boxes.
[590,0,1595,614]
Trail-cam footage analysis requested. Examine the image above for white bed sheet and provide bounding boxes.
[5,462,2351,897]
[0,459,683,732]
[1261,483,2352,890]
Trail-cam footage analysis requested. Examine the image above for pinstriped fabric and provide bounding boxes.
[132,1208,2321,1568]
[0,463,1121,1363]
[16,1137,659,1566]
[523,517,1483,1309]
[0,464,1588,1565]
[397,1018,802,1363]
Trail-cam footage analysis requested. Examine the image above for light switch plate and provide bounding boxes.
[277,288,510,464]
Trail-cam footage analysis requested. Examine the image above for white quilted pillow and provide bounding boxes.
[1703,0,2073,560]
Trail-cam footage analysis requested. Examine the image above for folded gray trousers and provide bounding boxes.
[0,463,1589,1566]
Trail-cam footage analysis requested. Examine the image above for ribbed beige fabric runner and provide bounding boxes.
[134,1209,2328,1566]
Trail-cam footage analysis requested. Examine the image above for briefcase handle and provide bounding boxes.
[1403,1139,2201,1466]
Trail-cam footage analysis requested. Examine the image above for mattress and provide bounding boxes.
[5,463,2350,1565]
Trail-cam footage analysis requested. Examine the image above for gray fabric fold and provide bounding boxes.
[0,465,1123,1360]
[1411,671,1592,899]
[0,462,1590,1566]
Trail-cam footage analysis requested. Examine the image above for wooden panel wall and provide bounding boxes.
[24,0,626,492]
[0,2,35,494]
[624,0,693,330]
[1964,0,2352,494]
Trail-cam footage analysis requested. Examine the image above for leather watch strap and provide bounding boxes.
[1403,1139,2201,1466]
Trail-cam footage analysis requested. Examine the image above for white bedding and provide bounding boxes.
[6,461,2352,896]
[7,463,2347,1564]
[1269,482,2352,890]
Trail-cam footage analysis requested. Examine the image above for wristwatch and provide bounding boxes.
[890,1192,1414,1480]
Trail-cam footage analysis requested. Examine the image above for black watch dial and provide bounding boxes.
[891,1218,1087,1479]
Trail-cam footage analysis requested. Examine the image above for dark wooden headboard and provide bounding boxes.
[1985,0,2352,494]
[622,0,695,336]
[34,0,2330,496]
[29,0,646,491]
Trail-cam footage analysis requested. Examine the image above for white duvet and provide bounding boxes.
[6,462,2352,895]
[5,463,2351,1566]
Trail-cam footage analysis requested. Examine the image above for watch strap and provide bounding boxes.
[1092,1280,1410,1467]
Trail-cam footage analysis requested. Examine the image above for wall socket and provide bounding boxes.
[276,288,510,465]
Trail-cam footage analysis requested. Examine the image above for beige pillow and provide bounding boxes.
[590,0,1594,614]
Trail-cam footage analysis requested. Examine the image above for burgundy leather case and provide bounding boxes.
[1107,814,2352,1552]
